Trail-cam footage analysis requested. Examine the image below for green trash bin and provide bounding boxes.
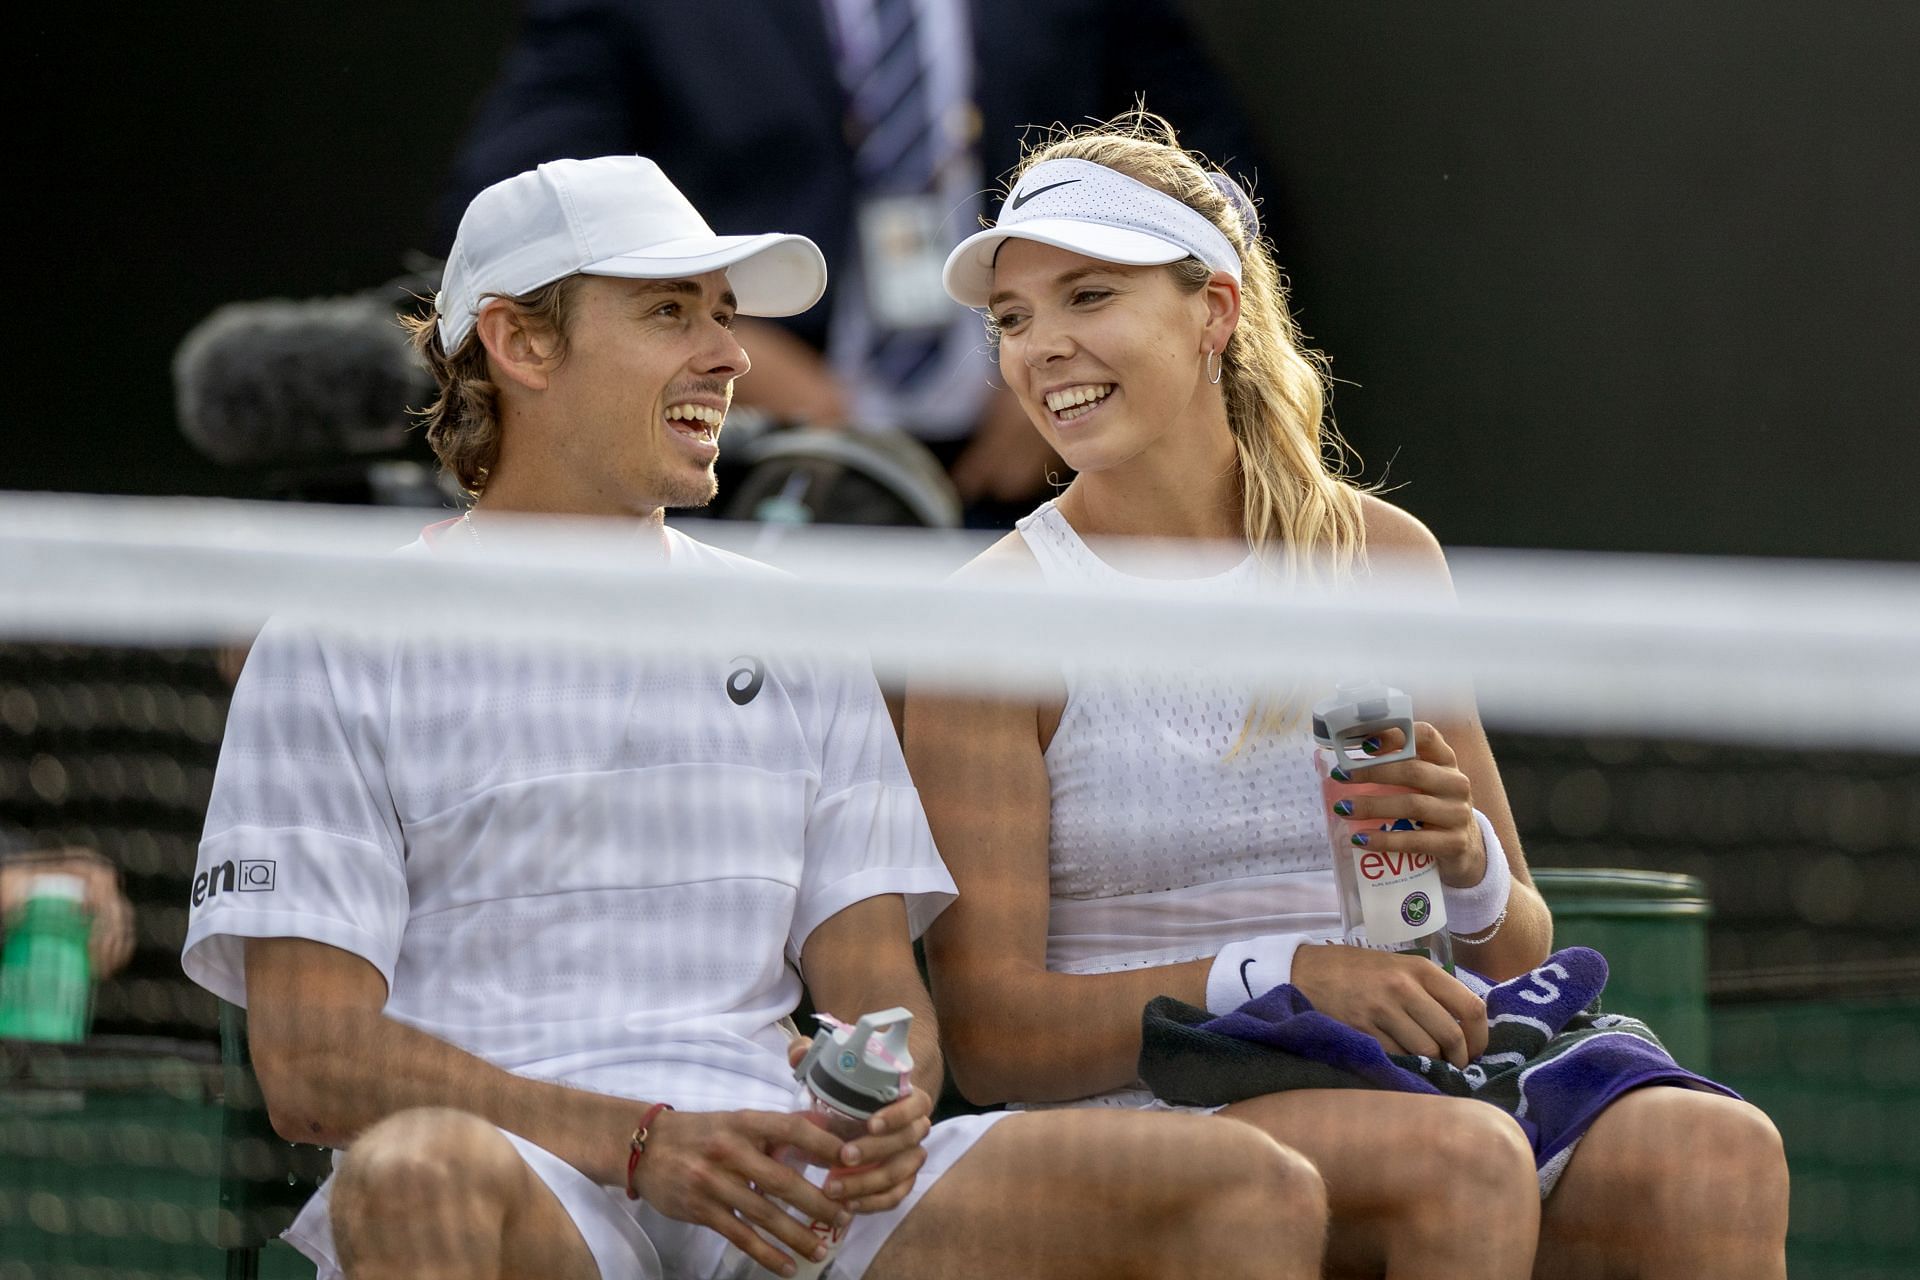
[1532,868,1712,1072]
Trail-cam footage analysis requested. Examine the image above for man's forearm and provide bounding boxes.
[906,1004,944,1104]
[812,976,943,1103]
[251,1000,640,1186]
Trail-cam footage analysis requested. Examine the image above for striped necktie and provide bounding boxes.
[842,0,948,389]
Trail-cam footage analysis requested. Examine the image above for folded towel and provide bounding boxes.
[1139,947,1737,1195]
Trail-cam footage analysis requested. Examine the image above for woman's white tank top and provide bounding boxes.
[1014,500,1342,982]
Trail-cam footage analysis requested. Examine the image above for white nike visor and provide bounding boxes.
[943,158,1241,308]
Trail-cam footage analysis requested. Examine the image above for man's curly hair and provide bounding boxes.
[401,276,584,496]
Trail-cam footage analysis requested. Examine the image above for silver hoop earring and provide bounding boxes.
[1206,348,1223,385]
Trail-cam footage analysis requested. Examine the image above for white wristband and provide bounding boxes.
[1205,933,1322,1015]
[1443,809,1513,938]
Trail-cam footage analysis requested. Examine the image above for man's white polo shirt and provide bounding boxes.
[182,526,955,1114]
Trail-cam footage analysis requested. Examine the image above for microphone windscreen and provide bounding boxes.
[172,293,433,468]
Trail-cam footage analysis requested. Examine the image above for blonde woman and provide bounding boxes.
[904,113,1788,1280]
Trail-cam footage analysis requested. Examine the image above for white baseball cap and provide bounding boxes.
[436,155,828,349]
[943,158,1241,308]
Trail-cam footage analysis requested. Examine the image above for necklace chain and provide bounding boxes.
[461,509,483,549]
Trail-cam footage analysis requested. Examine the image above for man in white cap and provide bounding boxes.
[181,156,1327,1280]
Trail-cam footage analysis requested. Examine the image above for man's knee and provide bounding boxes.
[330,1109,537,1277]
[335,1107,523,1218]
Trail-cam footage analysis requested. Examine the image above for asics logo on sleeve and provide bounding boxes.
[1008,178,1080,211]
[726,655,765,705]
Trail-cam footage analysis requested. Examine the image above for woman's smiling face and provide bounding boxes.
[987,239,1217,476]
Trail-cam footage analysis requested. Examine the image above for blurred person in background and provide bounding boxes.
[1,645,236,1045]
[0,843,136,981]
[905,112,1791,1280]
[436,0,1267,527]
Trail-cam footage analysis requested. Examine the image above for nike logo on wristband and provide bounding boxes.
[1008,179,1080,210]
[1240,957,1259,998]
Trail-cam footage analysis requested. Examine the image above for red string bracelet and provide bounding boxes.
[625,1102,673,1201]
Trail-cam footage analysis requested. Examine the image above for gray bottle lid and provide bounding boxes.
[1311,681,1417,768]
[796,1007,914,1118]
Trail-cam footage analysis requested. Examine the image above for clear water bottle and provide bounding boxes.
[719,1007,915,1280]
[1312,684,1453,971]
[0,872,93,1042]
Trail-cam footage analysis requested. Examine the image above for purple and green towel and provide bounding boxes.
[1138,947,1737,1195]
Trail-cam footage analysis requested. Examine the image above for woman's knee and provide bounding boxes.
[1196,1124,1330,1243]
[1711,1099,1786,1173]
[1179,1126,1328,1279]
[1413,1102,1537,1207]
[1570,1089,1789,1237]
[1672,1097,1789,1218]
[1224,1091,1537,1223]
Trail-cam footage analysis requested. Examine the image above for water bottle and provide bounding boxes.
[1312,684,1453,971]
[719,1007,915,1280]
[0,872,93,1042]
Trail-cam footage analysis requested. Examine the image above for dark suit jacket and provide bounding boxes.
[436,0,1269,350]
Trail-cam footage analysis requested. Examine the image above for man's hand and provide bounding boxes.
[783,1033,933,1214]
[951,386,1065,504]
[1291,943,1489,1069]
[823,1084,933,1214]
[631,1107,851,1276]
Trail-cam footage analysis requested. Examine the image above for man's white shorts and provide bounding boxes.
[285,1111,1011,1279]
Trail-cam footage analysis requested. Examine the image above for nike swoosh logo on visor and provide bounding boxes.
[1008,178,1081,211]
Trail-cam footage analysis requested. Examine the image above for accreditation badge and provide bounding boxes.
[857,194,953,330]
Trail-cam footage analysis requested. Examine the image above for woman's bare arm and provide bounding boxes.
[1358,495,1553,978]
[907,676,1215,1104]
[904,538,1209,1102]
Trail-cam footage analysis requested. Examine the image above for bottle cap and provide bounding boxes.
[1311,682,1416,768]
[795,1007,914,1118]
[24,873,87,904]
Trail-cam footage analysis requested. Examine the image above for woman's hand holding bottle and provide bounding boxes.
[1323,722,1488,888]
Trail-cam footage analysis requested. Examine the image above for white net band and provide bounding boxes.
[3,491,1917,749]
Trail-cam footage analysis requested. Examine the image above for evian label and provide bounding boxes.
[1352,840,1448,946]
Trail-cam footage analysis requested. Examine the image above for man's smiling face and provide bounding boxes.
[541,271,750,512]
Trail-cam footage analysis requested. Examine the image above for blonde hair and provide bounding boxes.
[1010,111,1369,736]
[1010,110,1367,578]
[402,276,584,496]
